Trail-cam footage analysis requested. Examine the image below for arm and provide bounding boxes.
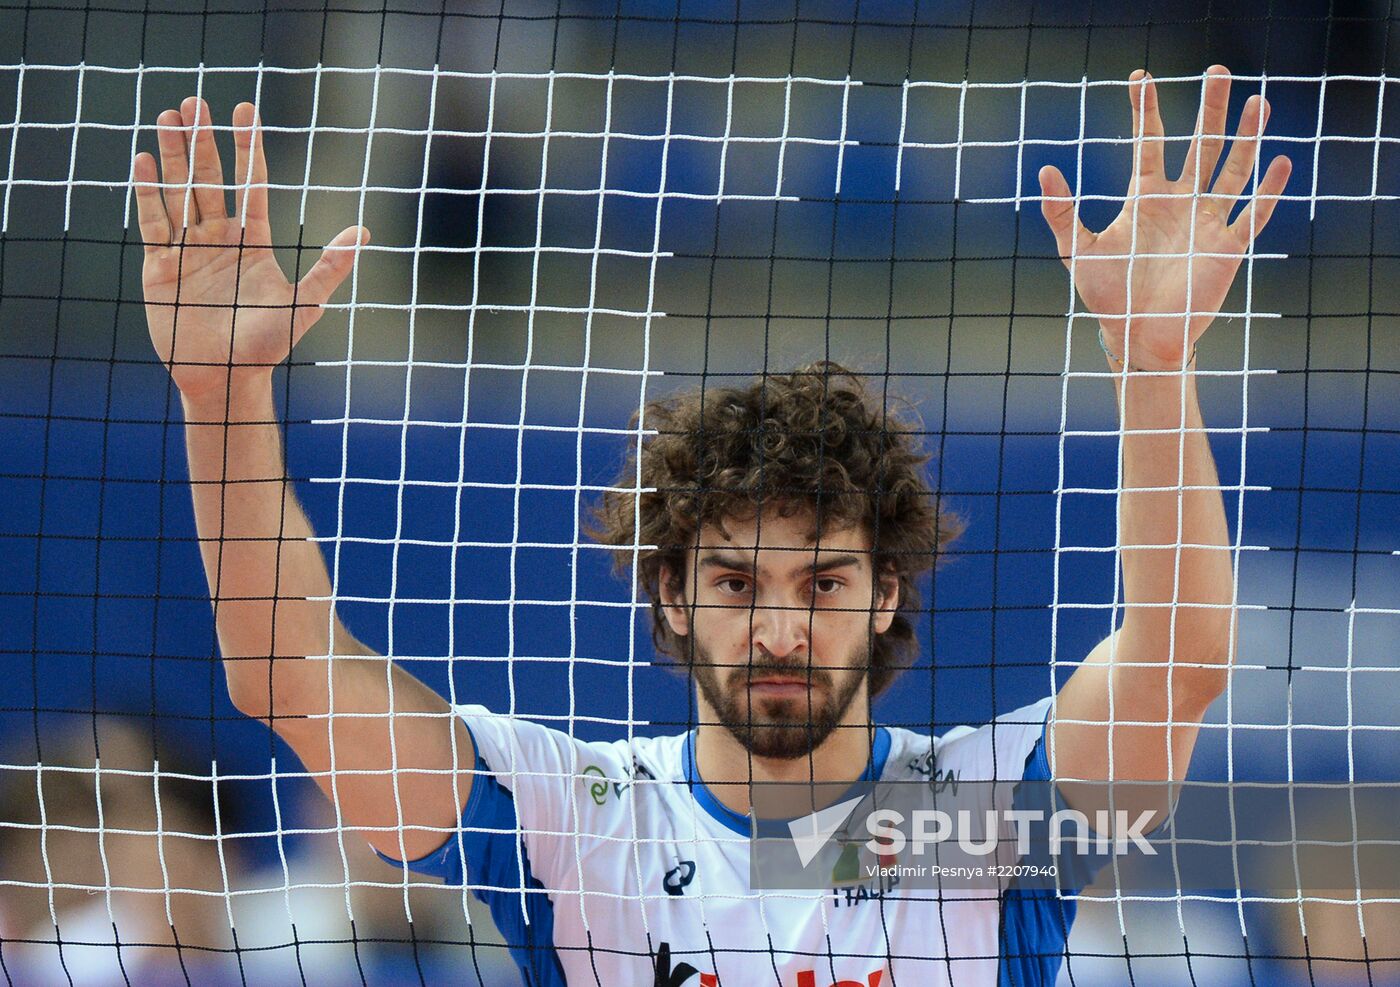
[1037,67,1292,814]
[1051,355,1232,797]
[135,97,472,860]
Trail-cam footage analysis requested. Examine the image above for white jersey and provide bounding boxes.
[378,696,1084,986]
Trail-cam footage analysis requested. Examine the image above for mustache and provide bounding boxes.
[731,660,833,687]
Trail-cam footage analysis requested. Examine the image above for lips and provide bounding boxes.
[747,676,820,698]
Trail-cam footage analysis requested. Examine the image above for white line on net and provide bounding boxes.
[1370,74,1387,199]
[1309,74,1328,223]
[953,77,968,202]
[620,65,677,936]
[1014,79,1028,212]
[443,63,497,925]
[317,55,375,930]
[19,115,1399,156]
[305,301,667,316]
[15,119,864,145]
[894,78,910,193]
[562,63,612,939]
[4,875,1392,907]
[311,360,662,373]
[152,761,176,929]
[61,63,85,232]
[504,61,559,930]
[774,74,794,197]
[1227,82,1270,933]
[91,756,122,966]
[1,64,876,84]
[1344,599,1368,920]
[380,56,443,922]
[297,61,324,229]
[1,63,24,233]
[17,748,1400,790]
[268,754,301,957]
[12,62,1398,87]
[120,62,145,234]
[209,759,241,951]
[833,75,853,195]
[1048,64,1094,922]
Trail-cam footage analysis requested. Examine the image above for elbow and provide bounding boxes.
[224,675,279,724]
[222,658,321,727]
[1167,630,1234,719]
[1119,618,1235,719]
[1170,661,1229,719]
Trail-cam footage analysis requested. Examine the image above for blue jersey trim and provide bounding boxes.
[997,722,1077,987]
[999,707,1145,986]
[374,721,567,987]
[681,726,892,837]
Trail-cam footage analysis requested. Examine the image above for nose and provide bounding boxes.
[748,597,810,659]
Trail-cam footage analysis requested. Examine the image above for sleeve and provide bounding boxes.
[933,696,1115,889]
[1013,716,1115,893]
[370,707,618,985]
[933,695,1054,783]
[373,704,626,883]
[997,707,1117,987]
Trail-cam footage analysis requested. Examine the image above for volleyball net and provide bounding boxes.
[0,2,1397,984]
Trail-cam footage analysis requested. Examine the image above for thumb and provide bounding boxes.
[297,226,370,309]
[1038,165,1093,262]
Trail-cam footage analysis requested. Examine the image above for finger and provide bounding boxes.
[132,152,170,249]
[181,96,227,223]
[231,102,270,233]
[1179,65,1231,193]
[1127,69,1165,180]
[296,227,370,312]
[1229,154,1292,239]
[1038,165,1096,263]
[156,108,196,230]
[1212,94,1272,204]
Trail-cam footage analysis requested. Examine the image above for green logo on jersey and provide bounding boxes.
[832,840,864,885]
[582,765,610,805]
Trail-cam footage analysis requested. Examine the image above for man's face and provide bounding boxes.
[659,509,897,760]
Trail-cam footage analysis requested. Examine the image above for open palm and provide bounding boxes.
[134,97,367,400]
[1038,66,1292,371]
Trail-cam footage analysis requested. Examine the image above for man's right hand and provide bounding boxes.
[133,97,368,402]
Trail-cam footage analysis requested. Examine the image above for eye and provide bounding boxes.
[813,577,844,596]
[715,576,750,595]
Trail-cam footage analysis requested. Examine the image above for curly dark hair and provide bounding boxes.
[590,361,964,699]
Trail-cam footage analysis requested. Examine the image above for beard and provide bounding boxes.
[689,634,871,760]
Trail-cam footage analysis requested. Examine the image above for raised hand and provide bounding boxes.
[133,97,369,400]
[1038,66,1292,371]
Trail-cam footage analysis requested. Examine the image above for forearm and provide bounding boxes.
[1112,361,1235,712]
[182,372,362,718]
[182,374,470,856]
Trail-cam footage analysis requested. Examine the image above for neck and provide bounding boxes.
[693,713,875,817]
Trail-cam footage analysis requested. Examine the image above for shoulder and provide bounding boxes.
[880,724,939,781]
[564,731,688,808]
[934,696,1053,782]
[626,730,687,782]
[452,704,687,784]
[877,697,1054,785]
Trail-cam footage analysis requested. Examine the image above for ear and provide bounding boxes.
[872,569,899,636]
[658,562,690,637]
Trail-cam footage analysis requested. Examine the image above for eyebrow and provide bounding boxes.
[695,551,864,576]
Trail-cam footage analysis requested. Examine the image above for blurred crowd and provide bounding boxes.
[0,719,515,986]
